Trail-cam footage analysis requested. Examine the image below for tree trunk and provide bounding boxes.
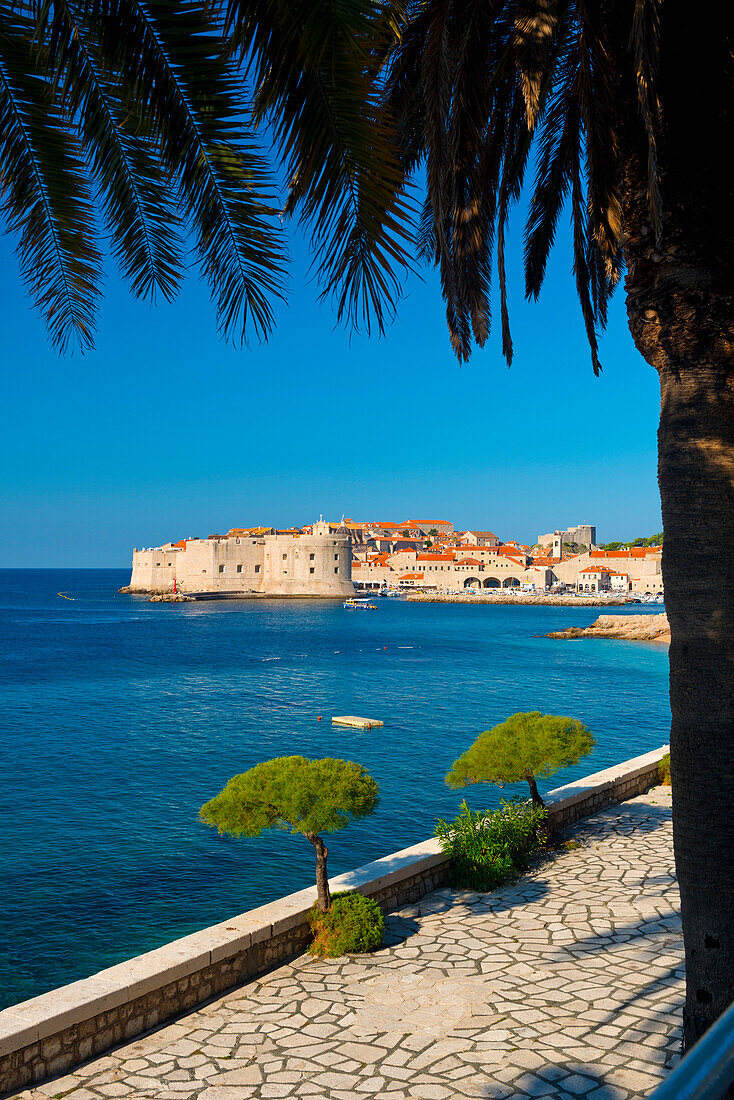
[620,7,734,1053]
[624,184,734,1054]
[305,832,331,911]
[525,773,544,808]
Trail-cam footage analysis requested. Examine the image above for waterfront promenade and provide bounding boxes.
[16,788,681,1100]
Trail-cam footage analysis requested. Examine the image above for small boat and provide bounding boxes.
[344,598,378,610]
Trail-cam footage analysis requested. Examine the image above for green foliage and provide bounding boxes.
[308,891,385,957]
[446,712,595,792]
[200,756,379,839]
[600,534,663,551]
[435,799,549,891]
[659,753,671,785]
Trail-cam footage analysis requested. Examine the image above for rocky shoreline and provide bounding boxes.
[406,594,631,606]
[547,612,670,641]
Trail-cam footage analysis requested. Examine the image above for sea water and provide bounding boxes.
[0,569,670,1008]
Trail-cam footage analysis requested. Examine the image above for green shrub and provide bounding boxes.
[658,752,671,785]
[435,798,549,891]
[308,891,385,957]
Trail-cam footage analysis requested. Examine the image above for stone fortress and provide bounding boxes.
[537,523,598,555]
[124,520,355,598]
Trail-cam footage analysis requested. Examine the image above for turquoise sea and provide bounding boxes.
[0,569,670,1009]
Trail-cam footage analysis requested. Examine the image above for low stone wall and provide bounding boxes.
[0,745,668,1096]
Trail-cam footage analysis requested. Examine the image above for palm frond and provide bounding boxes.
[576,0,623,285]
[226,0,414,335]
[513,0,559,130]
[0,6,101,351]
[496,89,533,365]
[387,0,657,372]
[524,31,579,300]
[40,0,182,301]
[416,193,436,261]
[630,0,663,244]
[384,2,433,174]
[84,0,285,343]
[447,0,499,349]
[569,135,602,375]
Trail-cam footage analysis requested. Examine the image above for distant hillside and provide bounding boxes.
[598,534,663,551]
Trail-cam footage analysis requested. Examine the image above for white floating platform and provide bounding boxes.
[332,715,384,729]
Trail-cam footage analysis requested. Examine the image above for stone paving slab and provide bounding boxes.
[13,788,681,1100]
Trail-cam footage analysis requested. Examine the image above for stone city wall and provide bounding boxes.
[0,746,668,1097]
[125,533,354,598]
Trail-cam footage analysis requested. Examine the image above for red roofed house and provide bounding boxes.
[398,572,427,588]
[460,530,501,547]
[576,567,614,593]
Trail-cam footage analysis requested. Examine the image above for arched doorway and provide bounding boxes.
[483,577,501,588]
[503,576,521,588]
[464,577,481,589]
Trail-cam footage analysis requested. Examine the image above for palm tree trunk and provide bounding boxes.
[625,223,734,1052]
[620,8,734,1051]
[305,832,332,911]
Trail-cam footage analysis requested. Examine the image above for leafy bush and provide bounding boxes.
[308,891,385,957]
[659,752,671,784]
[435,798,549,891]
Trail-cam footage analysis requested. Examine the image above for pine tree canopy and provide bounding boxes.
[200,756,379,838]
[446,712,595,789]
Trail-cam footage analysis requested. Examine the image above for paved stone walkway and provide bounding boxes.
[17,789,682,1100]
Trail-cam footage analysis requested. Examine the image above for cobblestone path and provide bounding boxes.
[18,789,681,1100]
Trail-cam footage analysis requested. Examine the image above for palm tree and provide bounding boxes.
[0,0,411,351]
[384,0,733,1051]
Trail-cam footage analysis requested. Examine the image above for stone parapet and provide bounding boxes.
[0,745,668,1096]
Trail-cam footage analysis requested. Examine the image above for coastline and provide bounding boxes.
[406,593,634,606]
[547,612,670,641]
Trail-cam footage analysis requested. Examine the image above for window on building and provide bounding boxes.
[236,565,243,573]
[334,554,339,561]
[255,565,261,573]
[309,567,315,574]
[334,567,339,574]
[219,565,225,574]
[282,553,287,560]
[309,553,315,561]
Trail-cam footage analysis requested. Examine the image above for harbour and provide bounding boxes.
[0,568,670,1010]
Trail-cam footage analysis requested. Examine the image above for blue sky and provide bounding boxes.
[0,200,661,568]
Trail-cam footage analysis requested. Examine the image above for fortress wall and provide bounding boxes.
[127,534,354,597]
[262,534,354,597]
[128,548,179,593]
[181,537,265,594]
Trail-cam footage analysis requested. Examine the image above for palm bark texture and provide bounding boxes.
[384,0,734,1052]
[0,0,413,350]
